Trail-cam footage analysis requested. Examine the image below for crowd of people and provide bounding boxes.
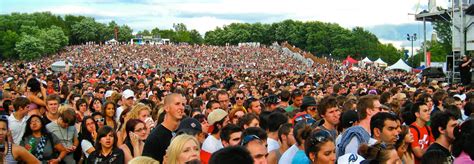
[0,43,473,164]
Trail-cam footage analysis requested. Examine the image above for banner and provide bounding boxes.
[426,51,431,67]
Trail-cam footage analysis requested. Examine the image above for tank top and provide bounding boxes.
[5,142,17,164]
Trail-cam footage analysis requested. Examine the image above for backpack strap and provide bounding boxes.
[409,125,421,139]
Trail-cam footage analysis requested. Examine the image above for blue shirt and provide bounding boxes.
[292,150,310,164]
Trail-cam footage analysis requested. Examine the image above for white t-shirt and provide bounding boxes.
[8,114,30,145]
[81,140,94,158]
[115,106,125,122]
[267,138,280,152]
[201,135,223,153]
[279,144,299,164]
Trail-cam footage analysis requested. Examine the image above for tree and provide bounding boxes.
[118,25,133,42]
[38,26,68,55]
[15,34,44,60]
[71,18,99,43]
[189,29,203,44]
[0,30,20,59]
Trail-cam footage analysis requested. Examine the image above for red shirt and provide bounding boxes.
[410,122,434,164]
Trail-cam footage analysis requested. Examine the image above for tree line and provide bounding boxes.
[0,12,451,65]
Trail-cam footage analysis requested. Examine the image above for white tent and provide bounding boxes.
[51,61,66,72]
[374,58,388,67]
[361,57,373,63]
[386,59,412,72]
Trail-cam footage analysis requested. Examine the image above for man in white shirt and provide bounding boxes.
[8,97,30,145]
[115,89,135,122]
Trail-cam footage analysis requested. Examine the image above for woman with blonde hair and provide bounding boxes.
[129,156,160,164]
[118,103,154,146]
[165,134,200,164]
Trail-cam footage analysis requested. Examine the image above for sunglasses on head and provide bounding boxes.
[241,135,261,146]
[308,130,331,145]
[295,114,316,124]
[95,118,104,122]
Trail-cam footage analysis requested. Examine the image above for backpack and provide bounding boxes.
[409,124,431,139]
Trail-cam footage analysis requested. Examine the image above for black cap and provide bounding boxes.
[339,110,359,129]
[301,96,317,110]
[177,117,202,135]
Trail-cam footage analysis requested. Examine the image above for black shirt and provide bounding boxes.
[426,142,453,163]
[87,147,125,164]
[142,124,174,163]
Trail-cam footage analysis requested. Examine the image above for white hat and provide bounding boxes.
[454,94,466,101]
[122,89,135,99]
[337,153,365,164]
[105,90,115,98]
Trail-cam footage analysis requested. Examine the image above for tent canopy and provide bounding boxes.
[374,58,387,67]
[361,57,373,63]
[51,61,66,72]
[386,59,412,72]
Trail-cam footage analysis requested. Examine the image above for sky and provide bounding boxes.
[1,0,450,49]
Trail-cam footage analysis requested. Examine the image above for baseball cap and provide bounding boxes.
[300,96,317,110]
[122,89,135,99]
[208,109,228,125]
[105,90,115,98]
[339,110,359,129]
[177,117,202,135]
[338,153,365,164]
[454,94,466,101]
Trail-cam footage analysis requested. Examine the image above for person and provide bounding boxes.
[92,112,105,129]
[426,111,458,163]
[120,119,149,163]
[359,142,402,164]
[453,119,474,163]
[241,134,268,164]
[165,134,201,164]
[46,107,79,164]
[79,116,97,159]
[304,130,336,164]
[209,146,253,164]
[460,55,472,86]
[299,96,318,119]
[336,95,380,157]
[201,109,229,164]
[370,112,400,144]
[238,113,260,129]
[20,115,67,163]
[216,91,230,111]
[116,89,135,122]
[232,90,247,112]
[246,98,262,115]
[8,97,31,145]
[143,93,184,163]
[409,102,434,164]
[421,149,449,164]
[395,125,415,164]
[44,94,60,125]
[87,126,125,164]
[102,101,118,130]
[279,119,312,164]
[268,123,295,164]
[266,112,288,153]
[0,115,40,163]
[118,103,153,146]
[90,98,103,113]
[75,99,91,128]
[128,156,160,164]
[290,123,312,164]
[317,96,341,138]
[285,89,303,112]
[220,124,242,147]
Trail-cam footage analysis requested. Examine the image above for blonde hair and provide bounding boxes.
[128,103,151,120]
[128,156,160,164]
[58,104,74,114]
[166,135,200,164]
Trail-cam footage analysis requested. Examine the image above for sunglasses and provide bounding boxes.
[98,91,105,94]
[235,97,245,100]
[309,130,331,145]
[295,114,316,124]
[241,135,261,146]
[95,118,104,122]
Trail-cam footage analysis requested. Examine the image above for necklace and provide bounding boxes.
[57,121,70,146]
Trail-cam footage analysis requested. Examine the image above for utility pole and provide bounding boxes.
[407,33,417,66]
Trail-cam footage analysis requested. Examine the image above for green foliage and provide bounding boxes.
[0,30,20,59]
[204,20,402,64]
[15,34,44,60]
